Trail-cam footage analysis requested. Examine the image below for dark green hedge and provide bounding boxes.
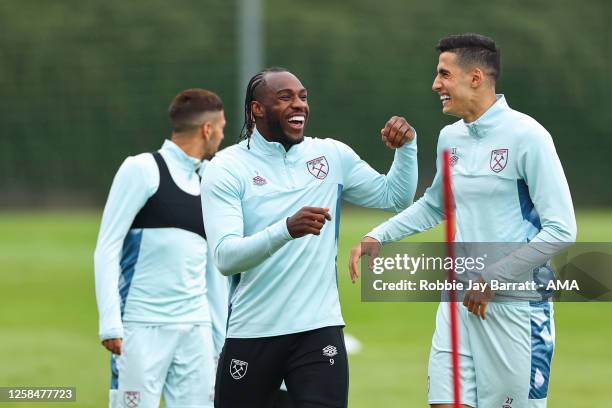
[1,0,609,205]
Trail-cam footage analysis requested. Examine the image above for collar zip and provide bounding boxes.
[463,94,507,139]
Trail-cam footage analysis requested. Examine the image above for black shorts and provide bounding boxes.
[215,326,348,408]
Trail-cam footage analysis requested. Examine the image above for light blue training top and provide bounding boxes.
[202,130,418,337]
[95,140,228,356]
[367,95,577,298]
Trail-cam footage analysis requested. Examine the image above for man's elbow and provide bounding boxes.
[402,191,417,210]
[216,264,236,277]
[547,220,577,246]
[565,220,578,243]
[395,174,418,211]
[559,215,578,243]
[214,247,240,276]
[392,187,416,212]
[214,254,234,276]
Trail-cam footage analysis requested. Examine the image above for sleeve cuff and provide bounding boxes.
[365,231,384,244]
[99,327,123,342]
[398,131,417,148]
[265,218,294,254]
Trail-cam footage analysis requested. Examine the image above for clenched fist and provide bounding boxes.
[286,207,332,238]
[381,116,415,149]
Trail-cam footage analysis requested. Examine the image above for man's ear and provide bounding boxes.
[471,67,485,88]
[201,122,212,140]
[251,101,264,119]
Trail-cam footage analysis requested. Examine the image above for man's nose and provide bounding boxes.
[432,76,441,92]
[292,96,307,109]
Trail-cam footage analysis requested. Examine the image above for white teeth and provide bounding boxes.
[440,95,451,101]
[288,115,305,123]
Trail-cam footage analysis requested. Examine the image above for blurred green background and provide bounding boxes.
[1,0,610,205]
[1,0,610,406]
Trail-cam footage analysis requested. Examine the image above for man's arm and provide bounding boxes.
[348,137,447,281]
[464,127,576,319]
[367,170,444,243]
[340,117,418,212]
[200,160,230,358]
[204,250,229,358]
[482,128,577,284]
[94,156,155,348]
[202,161,332,276]
[201,162,293,276]
[521,128,577,244]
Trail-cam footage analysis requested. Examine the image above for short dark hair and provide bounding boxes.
[168,88,223,133]
[436,33,501,81]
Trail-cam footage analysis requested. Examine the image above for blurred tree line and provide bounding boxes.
[0,0,609,207]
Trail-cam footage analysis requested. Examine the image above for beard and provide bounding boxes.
[265,114,304,148]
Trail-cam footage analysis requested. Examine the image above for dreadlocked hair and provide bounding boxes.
[240,66,288,149]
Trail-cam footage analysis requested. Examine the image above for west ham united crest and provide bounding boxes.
[490,148,508,173]
[124,391,140,408]
[307,156,329,179]
[230,359,248,380]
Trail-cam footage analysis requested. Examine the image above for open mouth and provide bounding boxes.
[287,115,305,130]
[440,95,451,107]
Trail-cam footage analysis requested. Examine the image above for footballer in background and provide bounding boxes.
[94,89,227,407]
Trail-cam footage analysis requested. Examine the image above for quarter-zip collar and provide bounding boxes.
[250,128,307,161]
[161,139,202,173]
[463,94,509,138]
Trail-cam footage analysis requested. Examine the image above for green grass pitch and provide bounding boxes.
[0,208,610,407]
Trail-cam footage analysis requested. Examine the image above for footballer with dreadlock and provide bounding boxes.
[202,67,418,407]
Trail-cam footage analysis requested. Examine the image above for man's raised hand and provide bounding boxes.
[381,116,415,149]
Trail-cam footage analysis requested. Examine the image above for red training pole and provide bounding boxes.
[442,149,461,408]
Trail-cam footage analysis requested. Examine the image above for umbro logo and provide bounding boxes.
[322,345,338,357]
[252,175,267,186]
